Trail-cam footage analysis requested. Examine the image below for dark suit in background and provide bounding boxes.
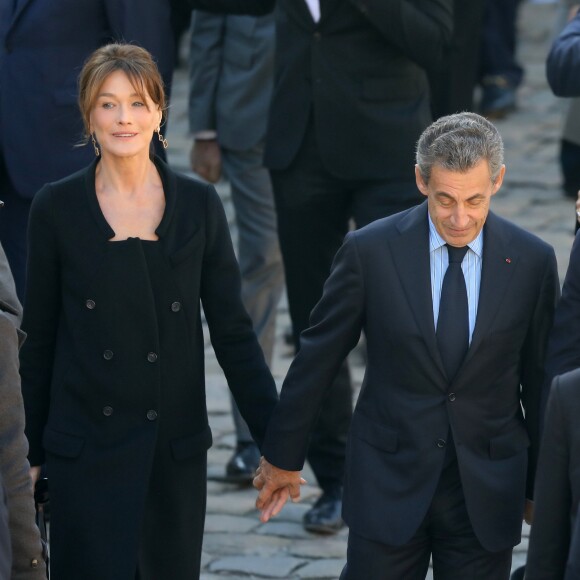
[189,11,284,478]
[190,0,454,522]
[0,0,174,299]
[526,369,580,580]
[547,10,580,98]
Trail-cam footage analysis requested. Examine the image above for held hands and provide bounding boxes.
[524,499,534,526]
[253,456,306,523]
[30,465,41,488]
[190,139,222,184]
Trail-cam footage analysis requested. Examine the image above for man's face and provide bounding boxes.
[415,159,505,247]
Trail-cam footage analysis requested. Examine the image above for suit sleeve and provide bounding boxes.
[261,232,365,471]
[188,12,226,133]
[544,233,580,385]
[349,0,453,71]
[547,12,580,97]
[525,377,571,580]
[199,185,278,448]
[0,314,47,578]
[19,186,62,467]
[103,0,174,93]
[520,246,560,499]
[187,0,274,15]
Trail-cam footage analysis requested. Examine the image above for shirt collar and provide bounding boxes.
[428,213,484,258]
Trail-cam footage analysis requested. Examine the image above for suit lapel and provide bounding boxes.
[390,203,447,384]
[9,0,34,33]
[286,0,318,29]
[319,0,341,23]
[463,212,518,366]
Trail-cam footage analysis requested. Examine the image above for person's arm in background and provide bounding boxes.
[0,242,21,327]
[348,0,454,71]
[189,12,225,183]
[547,11,580,97]
[0,311,47,578]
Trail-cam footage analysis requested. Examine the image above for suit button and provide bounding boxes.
[86,299,96,310]
[147,352,158,363]
[448,392,456,402]
[30,559,39,568]
[313,32,321,40]
[171,301,181,312]
[102,406,113,417]
[146,410,158,421]
[436,439,446,448]
[103,350,114,360]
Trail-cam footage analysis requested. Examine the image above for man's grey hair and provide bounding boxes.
[416,112,504,184]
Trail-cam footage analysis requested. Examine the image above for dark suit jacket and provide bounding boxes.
[19,158,278,578]
[261,202,559,552]
[547,11,580,98]
[0,0,174,199]
[526,369,580,580]
[189,0,453,180]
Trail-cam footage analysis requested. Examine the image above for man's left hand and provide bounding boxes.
[524,499,534,525]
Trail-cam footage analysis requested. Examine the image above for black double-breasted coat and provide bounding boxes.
[19,158,278,579]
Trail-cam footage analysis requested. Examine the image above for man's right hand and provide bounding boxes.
[253,456,306,522]
[190,139,222,184]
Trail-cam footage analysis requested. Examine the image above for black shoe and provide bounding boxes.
[480,76,517,119]
[303,491,345,534]
[223,442,260,484]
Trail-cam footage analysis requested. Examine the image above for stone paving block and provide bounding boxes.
[257,521,314,539]
[204,514,259,534]
[295,558,345,578]
[289,538,347,559]
[209,555,306,577]
[206,489,257,516]
[203,532,291,557]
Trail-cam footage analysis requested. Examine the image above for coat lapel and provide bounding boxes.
[463,211,518,366]
[390,203,447,384]
[9,0,34,33]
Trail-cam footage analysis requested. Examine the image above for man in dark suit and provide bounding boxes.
[253,112,559,578]
[525,368,580,580]
[188,10,284,483]
[190,0,454,533]
[0,0,174,299]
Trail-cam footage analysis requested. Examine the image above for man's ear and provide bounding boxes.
[491,164,506,196]
[415,165,429,197]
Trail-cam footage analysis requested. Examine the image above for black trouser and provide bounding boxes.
[479,0,524,87]
[340,458,513,580]
[270,121,422,493]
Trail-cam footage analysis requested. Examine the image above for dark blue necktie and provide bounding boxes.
[437,245,469,381]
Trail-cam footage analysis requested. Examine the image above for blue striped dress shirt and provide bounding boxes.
[428,216,483,343]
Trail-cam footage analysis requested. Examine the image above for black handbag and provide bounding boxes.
[34,477,49,579]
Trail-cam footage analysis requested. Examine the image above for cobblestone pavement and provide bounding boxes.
[165,2,573,577]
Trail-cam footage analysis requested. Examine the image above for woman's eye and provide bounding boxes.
[133,101,145,107]
[101,102,114,109]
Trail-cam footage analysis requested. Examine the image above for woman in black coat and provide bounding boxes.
[20,43,278,580]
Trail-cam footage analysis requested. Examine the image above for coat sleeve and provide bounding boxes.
[0,314,47,579]
[187,0,274,15]
[519,245,560,499]
[547,12,580,97]
[0,243,22,326]
[199,185,278,448]
[525,376,571,580]
[188,12,226,133]
[19,186,62,467]
[544,233,580,386]
[261,231,365,471]
[348,0,454,71]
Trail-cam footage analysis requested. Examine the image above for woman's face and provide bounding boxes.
[90,70,161,159]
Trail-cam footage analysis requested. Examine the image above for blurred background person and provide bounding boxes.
[0,0,174,300]
[191,0,453,534]
[188,10,283,484]
[0,240,46,579]
[20,44,278,579]
[479,0,524,118]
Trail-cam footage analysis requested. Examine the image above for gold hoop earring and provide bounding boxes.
[155,126,168,149]
[91,133,100,157]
